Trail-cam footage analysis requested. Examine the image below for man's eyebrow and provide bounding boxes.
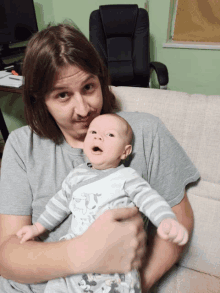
[51,75,96,92]
[82,74,96,84]
[51,86,67,92]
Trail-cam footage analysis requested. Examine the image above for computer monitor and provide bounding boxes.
[0,0,38,58]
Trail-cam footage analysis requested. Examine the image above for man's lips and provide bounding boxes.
[75,119,90,124]
[73,119,90,129]
[74,116,95,128]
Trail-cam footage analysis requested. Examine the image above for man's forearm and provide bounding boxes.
[140,230,186,291]
[0,207,147,284]
[140,192,194,291]
[0,235,75,284]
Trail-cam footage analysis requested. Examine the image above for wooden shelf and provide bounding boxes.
[0,86,23,94]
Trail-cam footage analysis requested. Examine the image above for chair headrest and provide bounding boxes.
[99,5,139,38]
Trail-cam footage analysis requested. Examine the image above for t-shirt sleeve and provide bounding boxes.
[0,130,33,216]
[146,119,200,207]
[123,168,177,227]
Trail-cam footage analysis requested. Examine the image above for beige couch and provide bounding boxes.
[111,86,220,293]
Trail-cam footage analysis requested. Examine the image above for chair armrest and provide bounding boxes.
[150,62,169,89]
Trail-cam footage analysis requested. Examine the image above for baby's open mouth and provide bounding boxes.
[93,146,103,152]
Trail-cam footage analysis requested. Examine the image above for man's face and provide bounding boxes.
[45,64,103,148]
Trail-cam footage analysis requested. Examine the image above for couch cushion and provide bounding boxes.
[182,191,220,277]
[111,86,220,277]
[111,86,220,185]
[150,265,220,293]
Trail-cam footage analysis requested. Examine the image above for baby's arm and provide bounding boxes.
[123,168,189,246]
[16,171,75,244]
[157,218,188,246]
[16,222,47,244]
[17,175,72,244]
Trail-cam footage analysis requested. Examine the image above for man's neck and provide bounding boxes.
[64,136,84,149]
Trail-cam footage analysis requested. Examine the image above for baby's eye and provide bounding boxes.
[107,133,114,137]
[91,130,97,134]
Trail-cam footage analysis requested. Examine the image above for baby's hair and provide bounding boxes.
[104,113,133,145]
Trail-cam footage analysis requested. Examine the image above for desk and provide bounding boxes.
[0,86,22,142]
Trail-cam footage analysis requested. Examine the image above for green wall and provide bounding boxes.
[1,0,220,133]
[148,0,220,95]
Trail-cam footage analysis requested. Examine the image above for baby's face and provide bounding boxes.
[84,115,131,170]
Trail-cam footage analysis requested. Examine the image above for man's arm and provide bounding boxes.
[0,207,146,284]
[0,214,75,283]
[140,191,194,292]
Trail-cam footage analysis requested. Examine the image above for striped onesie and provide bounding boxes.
[38,163,176,293]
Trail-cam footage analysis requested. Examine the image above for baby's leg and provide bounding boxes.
[44,271,142,293]
[122,270,142,293]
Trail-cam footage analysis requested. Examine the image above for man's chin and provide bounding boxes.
[78,126,92,140]
[75,131,87,141]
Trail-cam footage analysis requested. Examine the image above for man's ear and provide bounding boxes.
[121,145,132,160]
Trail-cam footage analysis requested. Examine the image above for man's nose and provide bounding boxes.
[75,94,90,118]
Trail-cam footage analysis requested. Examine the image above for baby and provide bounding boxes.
[17,113,188,293]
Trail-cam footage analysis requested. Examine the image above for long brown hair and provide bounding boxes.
[22,24,116,144]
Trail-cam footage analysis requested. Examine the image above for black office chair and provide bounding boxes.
[0,108,9,142]
[89,4,168,89]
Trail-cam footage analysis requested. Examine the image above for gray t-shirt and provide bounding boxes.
[0,111,200,292]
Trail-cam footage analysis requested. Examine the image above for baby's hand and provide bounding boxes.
[157,218,189,246]
[16,225,39,244]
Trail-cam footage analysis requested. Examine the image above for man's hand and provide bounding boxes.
[74,207,147,274]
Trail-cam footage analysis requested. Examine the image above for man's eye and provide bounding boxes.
[84,83,94,92]
[107,133,114,137]
[58,92,68,99]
